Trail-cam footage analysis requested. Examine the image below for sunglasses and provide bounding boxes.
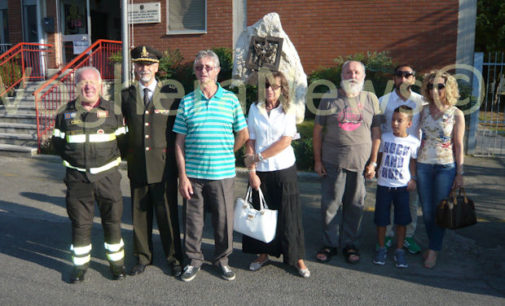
[427,83,445,90]
[395,71,415,78]
[195,65,215,72]
[265,83,281,90]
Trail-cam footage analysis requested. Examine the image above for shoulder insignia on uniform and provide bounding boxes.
[97,110,109,118]
[64,112,76,119]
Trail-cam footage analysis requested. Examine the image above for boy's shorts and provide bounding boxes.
[374,185,412,226]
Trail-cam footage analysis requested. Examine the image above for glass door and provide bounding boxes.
[60,0,89,63]
[23,0,38,42]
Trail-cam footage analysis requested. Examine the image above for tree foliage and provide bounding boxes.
[475,0,505,53]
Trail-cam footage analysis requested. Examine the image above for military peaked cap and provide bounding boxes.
[131,45,162,63]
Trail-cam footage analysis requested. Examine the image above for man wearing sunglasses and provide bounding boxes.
[173,50,249,282]
[377,65,426,255]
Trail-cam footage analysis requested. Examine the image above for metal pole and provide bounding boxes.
[36,0,46,78]
[121,0,129,86]
[86,0,92,43]
[467,52,483,154]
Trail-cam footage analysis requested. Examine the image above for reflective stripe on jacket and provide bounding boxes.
[52,98,126,179]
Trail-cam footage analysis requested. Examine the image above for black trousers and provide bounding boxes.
[65,169,123,248]
[242,165,305,266]
[131,178,183,265]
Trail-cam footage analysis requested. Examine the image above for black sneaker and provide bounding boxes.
[69,267,87,284]
[181,265,200,282]
[110,265,127,280]
[219,265,236,281]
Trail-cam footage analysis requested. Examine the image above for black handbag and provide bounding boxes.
[436,187,477,229]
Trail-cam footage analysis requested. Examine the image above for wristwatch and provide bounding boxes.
[257,153,264,162]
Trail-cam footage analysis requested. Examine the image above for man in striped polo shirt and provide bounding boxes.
[173,50,249,282]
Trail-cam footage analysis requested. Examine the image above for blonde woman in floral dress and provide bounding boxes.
[417,70,465,269]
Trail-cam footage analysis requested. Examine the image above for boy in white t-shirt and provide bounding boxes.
[369,106,420,268]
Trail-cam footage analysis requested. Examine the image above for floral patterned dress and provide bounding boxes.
[418,105,457,165]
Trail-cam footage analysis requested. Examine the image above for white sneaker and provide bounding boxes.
[220,265,236,281]
[249,258,269,271]
[181,265,200,282]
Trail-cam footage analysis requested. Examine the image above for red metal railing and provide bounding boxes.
[34,39,122,151]
[0,42,53,98]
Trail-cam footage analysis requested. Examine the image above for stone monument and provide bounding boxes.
[233,12,307,123]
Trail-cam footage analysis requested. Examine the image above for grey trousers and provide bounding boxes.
[184,177,234,268]
[321,164,366,249]
[385,191,418,238]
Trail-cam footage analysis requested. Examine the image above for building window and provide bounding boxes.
[166,0,206,35]
[0,9,9,45]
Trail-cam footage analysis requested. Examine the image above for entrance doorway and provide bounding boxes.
[59,0,121,64]
[60,0,88,63]
[23,0,38,42]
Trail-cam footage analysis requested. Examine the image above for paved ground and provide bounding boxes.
[0,155,504,305]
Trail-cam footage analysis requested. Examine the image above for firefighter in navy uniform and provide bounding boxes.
[52,66,127,283]
[121,46,183,277]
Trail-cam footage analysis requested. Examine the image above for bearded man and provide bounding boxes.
[313,60,382,265]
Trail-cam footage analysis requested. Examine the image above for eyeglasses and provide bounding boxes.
[265,83,281,90]
[195,65,216,72]
[427,83,445,90]
[395,71,415,78]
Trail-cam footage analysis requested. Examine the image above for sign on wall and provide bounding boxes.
[73,37,89,54]
[128,2,161,24]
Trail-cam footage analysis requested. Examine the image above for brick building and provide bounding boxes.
[2,0,476,74]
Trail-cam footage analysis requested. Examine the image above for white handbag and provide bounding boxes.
[233,187,278,243]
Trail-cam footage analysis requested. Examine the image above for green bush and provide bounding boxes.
[0,58,22,98]
[158,48,184,80]
[108,51,122,64]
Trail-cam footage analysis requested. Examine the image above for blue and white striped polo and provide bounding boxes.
[173,83,247,180]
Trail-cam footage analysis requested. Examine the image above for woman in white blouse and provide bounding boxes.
[243,71,309,278]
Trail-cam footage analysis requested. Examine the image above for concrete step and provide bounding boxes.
[0,143,38,157]
[0,104,37,112]
[0,113,37,124]
[0,122,37,134]
[0,132,37,146]
[47,68,59,78]
[15,81,47,92]
[2,95,36,103]
[0,106,57,114]
[0,109,38,117]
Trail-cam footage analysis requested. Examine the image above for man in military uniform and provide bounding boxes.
[121,45,183,277]
[52,66,127,283]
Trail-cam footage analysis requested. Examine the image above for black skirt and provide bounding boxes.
[242,165,305,266]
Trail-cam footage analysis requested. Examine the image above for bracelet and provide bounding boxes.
[370,162,377,168]
[411,175,417,181]
[457,165,464,175]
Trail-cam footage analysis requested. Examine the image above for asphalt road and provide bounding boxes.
[0,155,504,305]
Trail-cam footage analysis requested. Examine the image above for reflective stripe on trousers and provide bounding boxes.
[104,239,125,262]
[70,244,92,266]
